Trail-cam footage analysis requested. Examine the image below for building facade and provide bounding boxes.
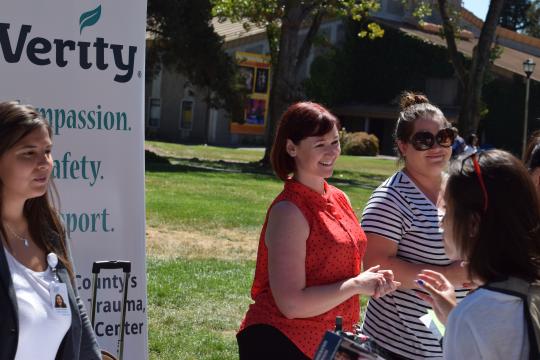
[145,0,540,155]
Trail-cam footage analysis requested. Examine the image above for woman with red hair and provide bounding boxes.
[237,102,399,359]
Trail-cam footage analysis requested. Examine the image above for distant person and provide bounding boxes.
[451,130,465,158]
[360,92,471,359]
[237,102,399,359]
[462,133,479,157]
[524,130,540,195]
[0,101,101,360]
[416,149,540,360]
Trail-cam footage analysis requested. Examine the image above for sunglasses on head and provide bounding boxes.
[461,151,488,213]
[409,128,456,151]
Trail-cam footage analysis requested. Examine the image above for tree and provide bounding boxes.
[146,0,245,122]
[498,0,531,31]
[525,0,540,38]
[305,21,456,107]
[497,0,540,38]
[212,0,382,164]
[436,0,505,137]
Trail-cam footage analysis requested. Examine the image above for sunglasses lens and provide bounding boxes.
[437,129,455,147]
[411,132,434,151]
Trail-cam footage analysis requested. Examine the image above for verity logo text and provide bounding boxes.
[0,21,137,83]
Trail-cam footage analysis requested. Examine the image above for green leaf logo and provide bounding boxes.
[79,5,102,34]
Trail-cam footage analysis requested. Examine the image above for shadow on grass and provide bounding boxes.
[146,157,273,175]
[145,151,386,190]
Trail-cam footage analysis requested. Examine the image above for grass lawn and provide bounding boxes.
[147,258,253,360]
[145,142,398,359]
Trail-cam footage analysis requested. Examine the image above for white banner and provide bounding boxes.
[0,1,148,358]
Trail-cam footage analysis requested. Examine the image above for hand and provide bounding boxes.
[415,270,456,325]
[373,269,401,298]
[355,265,386,296]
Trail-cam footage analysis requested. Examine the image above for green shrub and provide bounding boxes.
[341,131,379,156]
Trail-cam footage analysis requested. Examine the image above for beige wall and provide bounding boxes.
[145,67,218,143]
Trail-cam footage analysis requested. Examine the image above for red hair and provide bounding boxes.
[270,102,340,181]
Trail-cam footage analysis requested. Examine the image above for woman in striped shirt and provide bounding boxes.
[360,92,471,359]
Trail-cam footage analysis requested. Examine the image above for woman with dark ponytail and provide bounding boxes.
[0,101,100,360]
[360,92,471,359]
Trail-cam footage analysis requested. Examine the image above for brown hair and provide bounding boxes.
[270,102,340,181]
[0,101,74,279]
[445,149,540,282]
[394,91,450,159]
[524,130,540,171]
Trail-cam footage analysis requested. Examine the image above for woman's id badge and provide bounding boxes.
[49,282,70,316]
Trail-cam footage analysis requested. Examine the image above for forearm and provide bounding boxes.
[275,277,361,319]
[365,256,460,289]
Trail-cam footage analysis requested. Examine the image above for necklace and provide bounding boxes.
[4,223,30,248]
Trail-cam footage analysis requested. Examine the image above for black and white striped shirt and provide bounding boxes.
[360,171,468,359]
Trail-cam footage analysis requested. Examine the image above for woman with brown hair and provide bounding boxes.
[0,101,100,360]
[360,92,471,359]
[416,149,540,359]
[237,101,399,359]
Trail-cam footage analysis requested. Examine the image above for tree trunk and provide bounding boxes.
[261,7,302,165]
[437,0,467,88]
[438,0,504,137]
[460,0,505,136]
[261,3,323,165]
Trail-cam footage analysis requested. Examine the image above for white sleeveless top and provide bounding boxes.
[5,249,71,360]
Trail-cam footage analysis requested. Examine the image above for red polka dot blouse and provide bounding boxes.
[239,178,367,358]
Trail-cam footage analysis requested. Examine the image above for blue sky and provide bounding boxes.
[462,0,490,20]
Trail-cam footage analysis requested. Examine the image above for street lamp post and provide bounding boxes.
[523,58,536,156]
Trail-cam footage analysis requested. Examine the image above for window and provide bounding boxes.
[254,68,269,94]
[180,100,194,130]
[148,98,160,128]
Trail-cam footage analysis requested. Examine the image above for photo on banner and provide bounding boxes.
[0,1,148,358]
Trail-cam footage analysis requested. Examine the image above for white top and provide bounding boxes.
[360,171,468,359]
[5,249,71,360]
[444,288,529,360]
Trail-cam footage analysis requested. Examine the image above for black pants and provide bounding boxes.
[237,324,311,360]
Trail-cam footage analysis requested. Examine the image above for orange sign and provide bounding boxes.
[232,52,271,135]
